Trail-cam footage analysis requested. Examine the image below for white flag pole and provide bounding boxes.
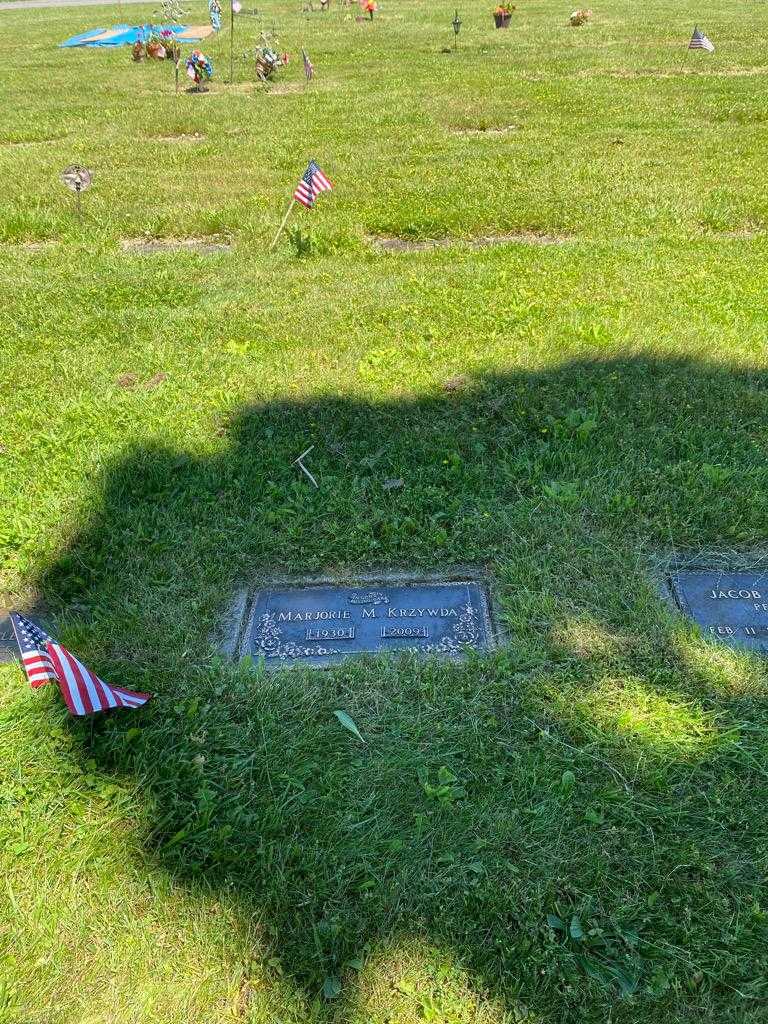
[269,197,297,251]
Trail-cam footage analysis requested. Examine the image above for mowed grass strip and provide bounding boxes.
[2,1,768,1022]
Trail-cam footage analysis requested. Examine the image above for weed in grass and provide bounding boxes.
[287,224,315,258]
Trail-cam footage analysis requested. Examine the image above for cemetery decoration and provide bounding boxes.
[493,3,514,28]
[688,26,714,53]
[254,31,288,80]
[186,48,214,90]
[9,613,151,716]
[681,25,714,71]
[226,0,254,82]
[668,570,768,655]
[209,0,223,31]
[168,36,182,90]
[230,0,241,75]
[60,164,93,222]
[155,0,188,22]
[61,23,214,48]
[270,160,333,251]
[228,0,234,82]
[231,578,495,668]
[452,9,462,47]
[147,27,177,57]
[364,0,377,19]
[132,37,146,60]
[302,48,314,82]
[568,8,592,26]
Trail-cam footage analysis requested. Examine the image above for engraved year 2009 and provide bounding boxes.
[380,626,429,639]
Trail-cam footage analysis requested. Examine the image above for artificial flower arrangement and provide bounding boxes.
[146,28,175,58]
[185,48,214,89]
[568,8,592,25]
[493,3,514,27]
[132,26,179,60]
[161,28,181,63]
[363,0,377,19]
[254,30,289,80]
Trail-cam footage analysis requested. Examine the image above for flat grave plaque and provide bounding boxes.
[243,579,494,667]
[0,604,50,665]
[668,570,768,653]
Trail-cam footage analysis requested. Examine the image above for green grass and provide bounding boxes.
[2,1,768,1021]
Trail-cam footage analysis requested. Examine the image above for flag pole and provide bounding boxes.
[680,27,693,72]
[269,197,297,251]
[229,0,234,82]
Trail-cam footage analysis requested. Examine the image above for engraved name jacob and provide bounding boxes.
[705,584,768,638]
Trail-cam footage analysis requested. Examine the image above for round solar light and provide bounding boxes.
[60,165,93,222]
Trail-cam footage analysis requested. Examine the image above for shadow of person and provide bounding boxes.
[33,355,768,1016]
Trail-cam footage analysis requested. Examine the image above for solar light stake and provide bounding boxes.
[452,9,461,48]
[60,165,93,224]
[172,42,181,93]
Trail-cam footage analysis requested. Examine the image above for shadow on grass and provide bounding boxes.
[35,355,768,1019]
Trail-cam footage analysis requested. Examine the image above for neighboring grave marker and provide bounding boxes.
[0,609,16,663]
[0,603,50,664]
[668,570,768,653]
[239,577,494,667]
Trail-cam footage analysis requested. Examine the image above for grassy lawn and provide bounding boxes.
[2,0,768,1021]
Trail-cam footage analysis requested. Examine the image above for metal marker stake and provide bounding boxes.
[229,0,234,82]
[452,10,461,49]
[293,446,318,487]
[60,165,93,224]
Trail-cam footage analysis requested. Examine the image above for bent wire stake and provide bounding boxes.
[293,446,318,487]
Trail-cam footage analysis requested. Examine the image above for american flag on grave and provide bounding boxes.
[293,160,333,208]
[688,26,714,53]
[302,48,314,81]
[9,612,151,716]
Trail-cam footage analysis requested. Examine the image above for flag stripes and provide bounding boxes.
[9,612,151,716]
[47,643,151,716]
[293,160,333,208]
[689,26,714,52]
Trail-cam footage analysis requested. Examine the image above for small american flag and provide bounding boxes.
[689,26,714,53]
[9,612,151,716]
[293,160,332,209]
[302,49,314,81]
